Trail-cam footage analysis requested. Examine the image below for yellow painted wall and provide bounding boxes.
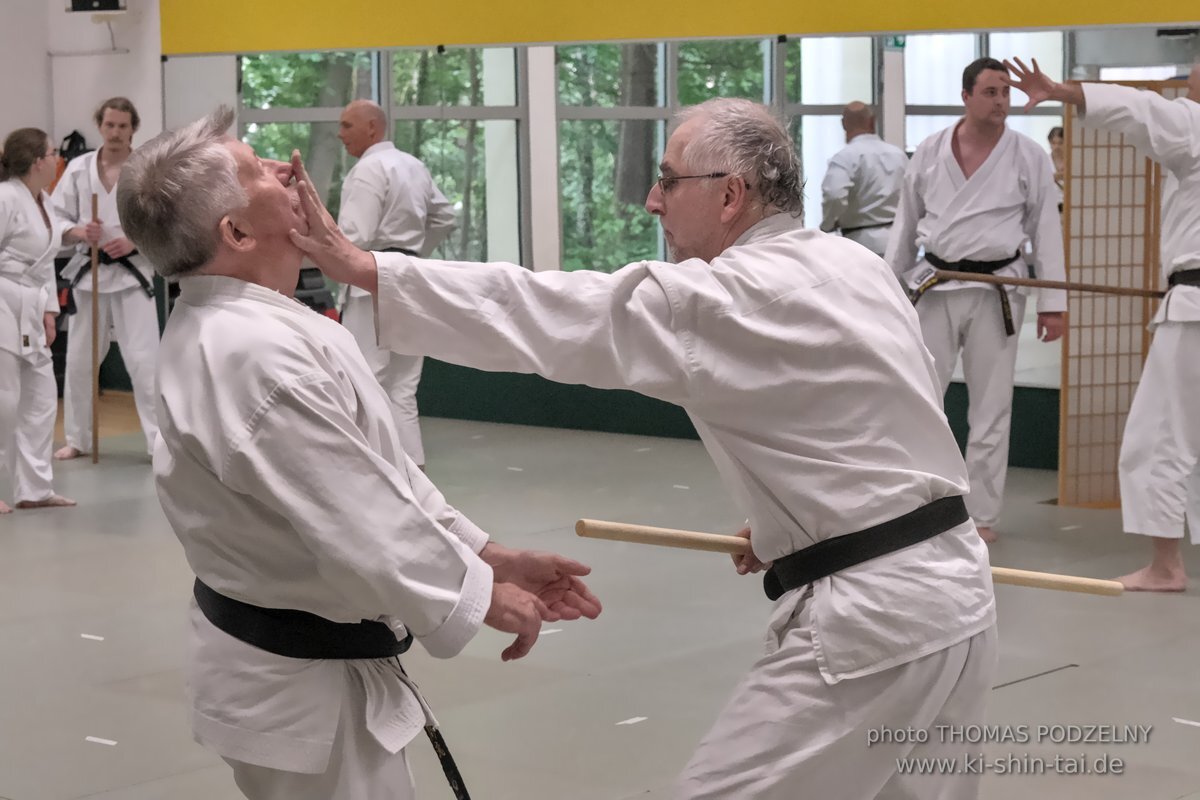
[161,0,1200,55]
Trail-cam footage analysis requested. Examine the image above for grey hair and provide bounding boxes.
[117,106,247,278]
[677,98,804,217]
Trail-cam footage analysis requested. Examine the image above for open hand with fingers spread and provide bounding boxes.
[1002,57,1086,112]
[481,542,603,621]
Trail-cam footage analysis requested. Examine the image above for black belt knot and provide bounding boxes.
[70,248,155,298]
[921,251,1022,336]
[763,496,969,601]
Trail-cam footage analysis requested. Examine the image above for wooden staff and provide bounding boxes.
[576,519,1124,597]
[935,270,1164,300]
[90,193,100,464]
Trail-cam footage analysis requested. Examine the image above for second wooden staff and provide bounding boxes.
[576,518,1124,597]
[935,269,1164,299]
[90,193,100,464]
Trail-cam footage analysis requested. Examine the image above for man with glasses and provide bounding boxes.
[292,97,998,800]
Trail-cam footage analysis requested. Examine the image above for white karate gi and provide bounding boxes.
[820,133,910,256]
[338,141,456,466]
[1079,84,1200,541]
[51,150,159,455]
[155,275,493,799]
[369,214,998,799]
[886,123,1066,528]
[0,178,64,504]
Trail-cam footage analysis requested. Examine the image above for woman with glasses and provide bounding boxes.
[0,128,76,513]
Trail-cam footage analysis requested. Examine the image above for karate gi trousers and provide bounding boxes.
[676,587,998,800]
[1119,320,1200,541]
[342,293,425,466]
[0,349,58,503]
[917,287,1028,528]
[63,286,159,455]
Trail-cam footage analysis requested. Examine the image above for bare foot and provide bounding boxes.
[53,446,85,461]
[15,495,77,509]
[0,501,11,514]
[1117,564,1187,592]
[977,526,998,544]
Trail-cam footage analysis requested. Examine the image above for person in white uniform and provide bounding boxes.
[885,57,1067,544]
[1007,59,1200,591]
[291,98,998,800]
[116,107,602,800]
[51,97,159,460]
[820,101,909,257]
[336,99,456,468]
[0,128,76,513]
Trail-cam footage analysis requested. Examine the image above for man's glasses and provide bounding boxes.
[656,172,729,193]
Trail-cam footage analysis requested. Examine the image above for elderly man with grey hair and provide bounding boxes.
[116,106,602,800]
[290,97,999,799]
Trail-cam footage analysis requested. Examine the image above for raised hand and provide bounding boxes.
[1002,57,1068,112]
[286,150,378,291]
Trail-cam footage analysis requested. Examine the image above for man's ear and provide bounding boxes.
[219,214,255,253]
[719,175,751,223]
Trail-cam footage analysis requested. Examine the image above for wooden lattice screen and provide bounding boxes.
[1058,81,1183,507]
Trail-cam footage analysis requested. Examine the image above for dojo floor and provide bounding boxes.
[4,404,1200,800]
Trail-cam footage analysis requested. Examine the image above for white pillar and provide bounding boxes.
[483,48,521,264]
[525,46,561,271]
[880,41,906,150]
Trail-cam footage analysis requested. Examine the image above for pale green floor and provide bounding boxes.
[2,418,1199,800]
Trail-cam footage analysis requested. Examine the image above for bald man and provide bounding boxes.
[336,99,456,468]
[820,102,909,257]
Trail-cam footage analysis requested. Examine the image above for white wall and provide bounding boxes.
[0,0,52,136]
[47,0,163,148]
[162,55,238,130]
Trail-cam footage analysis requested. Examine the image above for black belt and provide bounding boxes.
[193,579,473,799]
[922,251,1022,336]
[193,578,412,659]
[840,221,893,235]
[381,246,418,256]
[763,496,969,601]
[70,249,155,299]
[1168,269,1200,288]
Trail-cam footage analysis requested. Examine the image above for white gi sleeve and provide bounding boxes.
[338,167,386,249]
[1081,83,1200,174]
[407,461,489,554]
[1022,145,1067,312]
[820,151,854,233]
[220,370,492,659]
[421,182,457,256]
[50,158,87,228]
[372,253,694,406]
[884,153,924,276]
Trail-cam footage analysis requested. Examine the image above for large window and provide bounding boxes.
[557,43,666,272]
[240,48,522,264]
[785,36,876,229]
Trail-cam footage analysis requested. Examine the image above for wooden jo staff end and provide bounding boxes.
[935,270,1164,300]
[90,193,100,464]
[576,519,1123,597]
